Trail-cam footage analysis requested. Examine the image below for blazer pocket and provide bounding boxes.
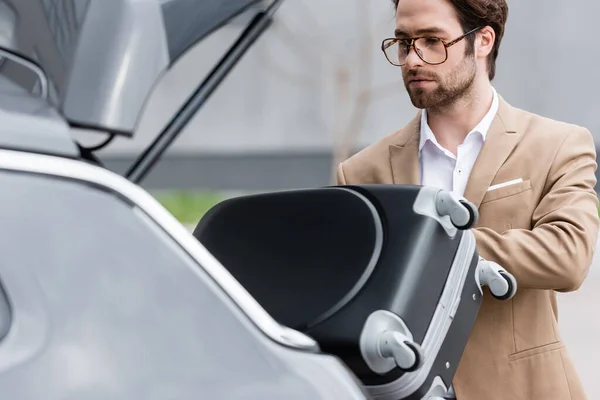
[508,341,565,363]
[481,179,532,205]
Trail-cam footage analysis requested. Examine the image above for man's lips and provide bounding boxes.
[408,77,435,83]
[408,77,435,88]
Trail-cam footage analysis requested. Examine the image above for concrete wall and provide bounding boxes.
[81,0,600,191]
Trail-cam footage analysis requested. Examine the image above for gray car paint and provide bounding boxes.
[60,0,170,134]
[0,0,265,136]
[0,1,370,396]
[0,151,367,399]
[0,75,79,157]
[1,0,170,135]
[160,0,262,62]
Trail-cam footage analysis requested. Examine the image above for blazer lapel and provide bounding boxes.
[463,97,521,207]
[389,112,421,185]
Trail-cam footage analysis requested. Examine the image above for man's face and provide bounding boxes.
[395,0,478,109]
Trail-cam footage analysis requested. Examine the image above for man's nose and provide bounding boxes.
[404,45,424,69]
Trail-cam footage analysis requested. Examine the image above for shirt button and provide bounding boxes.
[457,168,464,175]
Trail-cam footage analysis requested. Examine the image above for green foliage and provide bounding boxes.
[153,190,226,224]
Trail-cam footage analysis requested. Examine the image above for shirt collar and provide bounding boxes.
[419,86,499,152]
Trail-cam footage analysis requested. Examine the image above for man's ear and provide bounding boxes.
[477,26,495,59]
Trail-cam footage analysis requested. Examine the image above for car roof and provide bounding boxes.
[0,75,78,158]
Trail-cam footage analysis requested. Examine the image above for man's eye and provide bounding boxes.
[423,37,440,46]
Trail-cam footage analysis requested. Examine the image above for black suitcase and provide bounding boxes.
[193,184,517,400]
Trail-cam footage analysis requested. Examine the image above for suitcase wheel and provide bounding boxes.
[476,258,518,300]
[434,190,479,230]
[360,310,426,375]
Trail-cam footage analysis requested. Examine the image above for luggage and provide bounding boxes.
[193,184,517,400]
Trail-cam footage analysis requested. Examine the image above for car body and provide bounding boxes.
[0,0,368,398]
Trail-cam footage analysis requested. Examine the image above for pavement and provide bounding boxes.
[557,236,600,399]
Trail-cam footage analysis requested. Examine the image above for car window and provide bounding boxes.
[0,169,317,399]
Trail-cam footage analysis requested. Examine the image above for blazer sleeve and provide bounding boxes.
[472,127,600,292]
[336,163,348,185]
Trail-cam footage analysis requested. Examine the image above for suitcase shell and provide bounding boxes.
[193,184,484,400]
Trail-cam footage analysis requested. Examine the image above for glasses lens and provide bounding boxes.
[383,38,447,65]
[414,37,446,64]
[383,39,407,66]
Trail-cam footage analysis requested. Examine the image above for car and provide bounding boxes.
[0,0,368,398]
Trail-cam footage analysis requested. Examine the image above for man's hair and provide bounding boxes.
[391,0,508,80]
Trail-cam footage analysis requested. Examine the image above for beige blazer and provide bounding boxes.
[336,96,599,400]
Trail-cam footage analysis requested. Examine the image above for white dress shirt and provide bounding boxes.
[419,87,499,196]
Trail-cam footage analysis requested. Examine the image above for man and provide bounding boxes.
[336,0,599,399]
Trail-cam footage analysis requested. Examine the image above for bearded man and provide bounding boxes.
[335,0,599,399]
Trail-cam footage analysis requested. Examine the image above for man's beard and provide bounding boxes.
[403,55,477,110]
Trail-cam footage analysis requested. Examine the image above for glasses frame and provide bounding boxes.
[381,26,483,67]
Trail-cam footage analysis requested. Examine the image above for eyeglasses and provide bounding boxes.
[381,27,482,67]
